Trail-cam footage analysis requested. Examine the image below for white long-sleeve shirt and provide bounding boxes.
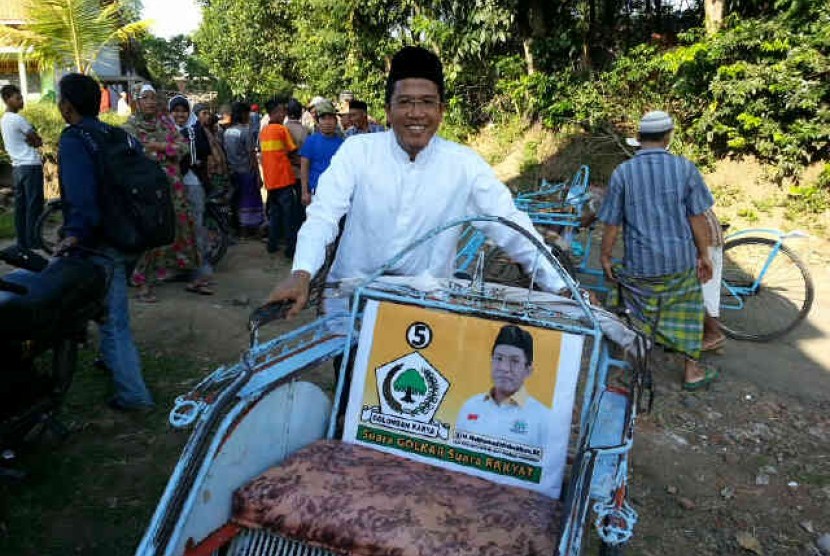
[292,131,567,292]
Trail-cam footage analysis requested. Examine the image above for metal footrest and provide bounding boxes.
[228,529,339,556]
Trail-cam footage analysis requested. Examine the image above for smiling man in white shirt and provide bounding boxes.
[268,46,568,315]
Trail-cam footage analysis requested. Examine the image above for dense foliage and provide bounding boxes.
[139,35,215,91]
[192,0,827,184]
[193,0,296,98]
[3,0,827,193]
[494,2,830,182]
[194,0,586,124]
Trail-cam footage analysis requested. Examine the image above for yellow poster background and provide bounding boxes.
[360,302,564,426]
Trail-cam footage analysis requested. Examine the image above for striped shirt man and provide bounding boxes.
[598,148,714,277]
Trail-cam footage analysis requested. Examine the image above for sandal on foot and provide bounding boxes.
[683,366,719,391]
[185,283,215,296]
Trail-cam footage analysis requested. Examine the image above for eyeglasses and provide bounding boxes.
[390,97,442,111]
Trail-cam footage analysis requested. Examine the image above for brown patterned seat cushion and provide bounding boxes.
[232,440,562,556]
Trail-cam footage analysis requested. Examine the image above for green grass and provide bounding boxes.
[519,138,541,175]
[0,211,14,239]
[737,207,760,223]
[474,117,529,166]
[0,347,212,556]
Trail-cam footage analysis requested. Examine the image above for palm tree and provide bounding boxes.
[0,0,150,74]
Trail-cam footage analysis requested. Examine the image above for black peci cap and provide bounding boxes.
[385,46,444,104]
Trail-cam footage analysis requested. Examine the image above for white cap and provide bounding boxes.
[139,83,156,96]
[638,110,674,134]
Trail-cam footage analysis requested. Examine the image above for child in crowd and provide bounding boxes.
[299,100,344,207]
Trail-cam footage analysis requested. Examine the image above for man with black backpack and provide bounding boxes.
[56,73,154,411]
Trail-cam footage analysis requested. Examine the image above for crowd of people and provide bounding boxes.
[0,44,727,412]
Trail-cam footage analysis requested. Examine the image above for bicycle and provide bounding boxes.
[717,228,814,342]
[36,195,230,267]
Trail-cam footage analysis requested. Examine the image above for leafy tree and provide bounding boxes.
[393,368,427,403]
[534,1,830,181]
[140,34,214,90]
[289,0,410,108]
[0,0,150,74]
[194,0,295,97]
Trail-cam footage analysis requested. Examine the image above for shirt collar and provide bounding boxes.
[388,129,437,166]
[484,386,530,408]
[635,147,669,157]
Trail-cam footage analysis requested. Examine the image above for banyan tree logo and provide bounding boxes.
[361,352,450,439]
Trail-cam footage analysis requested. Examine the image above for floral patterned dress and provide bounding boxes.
[124,112,201,285]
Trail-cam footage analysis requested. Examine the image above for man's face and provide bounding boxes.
[491,344,532,399]
[339,113,352,129]
[318,113,337,135]
[349,108,367,129]
[58,98,72,124]
[385,78,444,159]
[197,109,212,127]
[171,105,189,126]
[4,92,24,111]
[269,106,286,124]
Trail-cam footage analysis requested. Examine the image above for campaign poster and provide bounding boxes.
[342,300,583,499]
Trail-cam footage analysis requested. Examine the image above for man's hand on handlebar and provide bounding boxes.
[267,270,311,318]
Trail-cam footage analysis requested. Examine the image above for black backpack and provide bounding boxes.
[68,123,175,253]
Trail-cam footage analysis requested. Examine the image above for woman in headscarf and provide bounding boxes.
[192,103,231,201]
[169,94,216,294]
[124,84,202,302]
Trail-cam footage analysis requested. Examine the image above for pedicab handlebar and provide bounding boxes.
[248,301,293,348]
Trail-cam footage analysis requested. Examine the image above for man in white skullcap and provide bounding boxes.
[598,110,718,391]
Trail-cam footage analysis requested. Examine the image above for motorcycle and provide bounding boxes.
[0,245,109,479]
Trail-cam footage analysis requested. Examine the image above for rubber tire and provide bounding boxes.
[203,204,229,267]
[35,201,64,255]
[718,236,814,342]
[2,339,77,448]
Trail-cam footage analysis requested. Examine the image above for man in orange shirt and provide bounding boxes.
[261,97,299,257]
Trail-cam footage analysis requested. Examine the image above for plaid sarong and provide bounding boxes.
[609,267,704,359]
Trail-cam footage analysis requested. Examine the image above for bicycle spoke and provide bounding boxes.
[719,237,813,341]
